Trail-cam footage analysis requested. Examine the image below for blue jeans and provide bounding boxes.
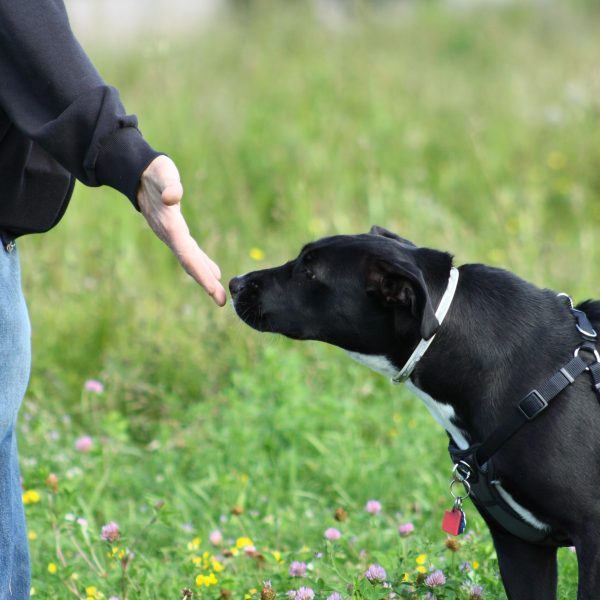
[0,245,31,598]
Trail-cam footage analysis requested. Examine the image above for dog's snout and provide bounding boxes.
[229,275,261,298]
[228,276,245,297]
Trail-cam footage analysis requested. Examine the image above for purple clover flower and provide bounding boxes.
[326,594,344,600]
[289,561,307,577]
[398,522,415,536]
[364,563,387,582]
[84,379,104,393]
[365,499,382,514]
[324,527,342,541]
[101,522,120,542]
[468,585,484,599]
[425,569,446,587]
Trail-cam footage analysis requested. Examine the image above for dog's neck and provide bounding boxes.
[349,264,578,449]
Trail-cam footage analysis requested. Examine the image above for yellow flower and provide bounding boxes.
[416,565,427,574]
[30,588,36,596]
[22,490,41,505]
[416,553,427,565]
[195,572,218,587]
[235,536,254,549]
[272,550,282,563]
[84,587,103,599]
[28,531,37,541]
[47,563,57,574]
[211,559,224,572]
[191,555,202,567]
[187,537,201,551]
[402,572,411,582]
[249,248,265,261]
[244,588,258,599]
[473,560,480,570]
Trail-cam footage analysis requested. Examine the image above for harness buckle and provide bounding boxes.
[574,344,600,369]
[518,389,548,421]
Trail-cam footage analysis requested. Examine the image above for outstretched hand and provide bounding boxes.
[137,155,226,306]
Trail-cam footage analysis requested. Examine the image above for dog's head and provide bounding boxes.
[229,226,453,358]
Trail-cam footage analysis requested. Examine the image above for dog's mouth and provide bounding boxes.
[229,275,311,340]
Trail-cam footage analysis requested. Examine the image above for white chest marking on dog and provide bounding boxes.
[345,352,398,378]
[492,482,550,531]
[405,381,470,450]
[345,352,470,450]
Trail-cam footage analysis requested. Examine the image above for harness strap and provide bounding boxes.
[475,348,595,467]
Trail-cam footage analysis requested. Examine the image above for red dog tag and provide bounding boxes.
[442,509,463,535]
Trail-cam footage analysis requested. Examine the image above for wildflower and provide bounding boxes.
[211,559,224,572]
[84,379,104,393]
[85,587,102,599]
[28,531,37,541]
[250,248,265,261]
[272,550,283,563]
[460,561,472,572]
[261,581,275,600]
[45,473,59,492]
[445,538,460,552]
[22,490,41,505]
[365,500,382,515]
[100,522,120,542]
[195,572,218,587]
[416,566,427,574]
[181,590,193,600]
[209,529,223,545]
[334,508,348,522]
[236,536,254,549]
[187,536,201,551]
[289,561,307,577]
[402,573,410,582]
[244,544,258,556]
[108,597,119,600]
[75,436,93,453]
[398,523,415,536]
[425,593,434,600]
[364,563,387,583]
[244,589,258,599]
[416,553,427,565]
[472,561,480,569]
[78,518,89,529]
[324,527,341,541]
[425,570,446,587]
[469,585,484,599]
[327,594,344,600]
[47,563,57,574]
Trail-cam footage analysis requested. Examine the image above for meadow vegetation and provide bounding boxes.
[19,1,600,597]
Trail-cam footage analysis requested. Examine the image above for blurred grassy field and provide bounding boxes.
[17,1,600,598]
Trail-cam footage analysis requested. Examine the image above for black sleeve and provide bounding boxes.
[0,0,161,207]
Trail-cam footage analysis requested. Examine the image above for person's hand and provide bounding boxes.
[137,155,226,306]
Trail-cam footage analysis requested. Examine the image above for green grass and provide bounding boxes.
[18,1,600,597]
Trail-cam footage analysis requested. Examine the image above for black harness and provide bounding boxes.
[448,297,600,546]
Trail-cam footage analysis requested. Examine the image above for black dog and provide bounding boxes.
[229,226,600,599]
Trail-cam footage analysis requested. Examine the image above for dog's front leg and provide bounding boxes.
[489,526,558,600]
[574,534,600,599]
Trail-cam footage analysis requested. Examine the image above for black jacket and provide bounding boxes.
[0,0,161,243]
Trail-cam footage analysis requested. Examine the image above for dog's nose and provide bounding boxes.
[228,276,245,297]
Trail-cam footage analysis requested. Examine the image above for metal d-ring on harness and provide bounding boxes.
[446,294,600,545]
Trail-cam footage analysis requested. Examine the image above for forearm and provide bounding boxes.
[0,0,160,204]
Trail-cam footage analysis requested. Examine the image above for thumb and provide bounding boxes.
[162,181,184,206]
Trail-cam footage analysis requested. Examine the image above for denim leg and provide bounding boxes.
[0,246,32,599]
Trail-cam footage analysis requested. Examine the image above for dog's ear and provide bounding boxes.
[369,225,416,247]
[366,259,439,340]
